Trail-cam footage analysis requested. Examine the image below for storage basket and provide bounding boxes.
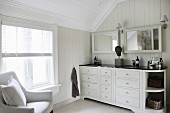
[146,97,162,110]
[148,78,162,88]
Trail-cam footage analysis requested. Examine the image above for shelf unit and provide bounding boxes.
[144,70,166,113]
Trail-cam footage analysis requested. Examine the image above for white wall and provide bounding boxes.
[54,26,91,103]
[94,0,170,108]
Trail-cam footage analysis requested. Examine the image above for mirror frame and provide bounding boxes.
[92,30,119,53]
[124,25,162,53]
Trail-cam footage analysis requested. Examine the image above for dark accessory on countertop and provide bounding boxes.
[115,58,123,67]
[71,67,79,98]
[132,60,135,66]
[94,56,101,66]
[115,46,122,57]
[135,56,139,67]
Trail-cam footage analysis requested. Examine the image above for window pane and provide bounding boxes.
[2,57,27,87]
[32,57,52,85]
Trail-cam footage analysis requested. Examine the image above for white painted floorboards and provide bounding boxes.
[54,99,133,113]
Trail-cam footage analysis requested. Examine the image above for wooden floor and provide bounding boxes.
[54,99,133,113]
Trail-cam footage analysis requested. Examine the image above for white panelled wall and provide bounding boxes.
[54,26,91,104]
[94,0,170,108]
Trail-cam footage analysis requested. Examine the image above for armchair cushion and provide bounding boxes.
[27,101,52,113]
[1,78,26,106]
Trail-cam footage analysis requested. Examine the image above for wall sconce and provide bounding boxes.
[160,15,168,29]
[116,23,123,34]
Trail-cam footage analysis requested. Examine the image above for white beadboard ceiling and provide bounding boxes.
[0,0,126,31]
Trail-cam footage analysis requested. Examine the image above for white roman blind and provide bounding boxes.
[1,22,54,89]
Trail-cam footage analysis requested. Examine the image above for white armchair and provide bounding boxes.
[0,71,53,113]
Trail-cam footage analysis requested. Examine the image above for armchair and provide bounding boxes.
[0,71,53,113]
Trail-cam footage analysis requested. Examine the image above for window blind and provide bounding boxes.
[2,25,53,57]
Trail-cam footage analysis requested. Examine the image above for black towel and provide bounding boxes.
[71,67,79,98]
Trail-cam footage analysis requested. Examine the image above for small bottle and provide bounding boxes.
[136,56,139,67]
[94,56,97,65]
[159,58,163,69]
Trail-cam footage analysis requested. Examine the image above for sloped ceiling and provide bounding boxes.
[0,0,126,32]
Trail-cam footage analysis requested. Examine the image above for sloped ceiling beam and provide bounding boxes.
[91,0,126,32]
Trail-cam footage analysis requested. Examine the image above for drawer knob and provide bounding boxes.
[88,78,90,79]
[126,101,129,103]
[126,83,129,85]
[88,85,90,87]
[126,92,129,94]
[105,72,107,73]
[105,80,107,82]
[105,88,107,90]
[105,96,107,98]
[126,74,129,76]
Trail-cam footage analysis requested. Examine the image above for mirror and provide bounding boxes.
[92,31,119,53]
[124,25,162,53]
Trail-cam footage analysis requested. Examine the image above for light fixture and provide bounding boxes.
[160,15,168,29]
[116,23,123,34]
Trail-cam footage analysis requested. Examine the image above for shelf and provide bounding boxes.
[145,87,165,92]
[145,107,165,113]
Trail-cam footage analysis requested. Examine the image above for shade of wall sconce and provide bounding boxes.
[160,15,168,29]
[116,23,123,34]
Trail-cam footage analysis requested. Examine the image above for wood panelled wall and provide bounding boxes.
[54,26,91,103]
[93,0,170,107]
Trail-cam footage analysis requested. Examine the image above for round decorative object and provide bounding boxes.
[115,46,122,57]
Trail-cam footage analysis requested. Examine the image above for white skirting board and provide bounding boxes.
[54,97,80,109]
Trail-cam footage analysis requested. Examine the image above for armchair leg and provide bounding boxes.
[50,110,53,113]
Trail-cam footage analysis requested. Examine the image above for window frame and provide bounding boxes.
[0,15,59,89]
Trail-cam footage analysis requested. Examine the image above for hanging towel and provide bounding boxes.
[71,67,79,98]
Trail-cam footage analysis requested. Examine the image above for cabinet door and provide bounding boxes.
[116,70,140,79]
[81,67,98,75]
[101,77,112,85]
[116,79,140,89]
[81,82,98,89]
[116,87,139,98]
[101,69,112,76]
[116,96,140,108]
[101,85,112,93]
[81,74,98,83]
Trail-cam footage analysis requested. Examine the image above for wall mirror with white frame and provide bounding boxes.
[92,30,119,53]
[124,25,162,53]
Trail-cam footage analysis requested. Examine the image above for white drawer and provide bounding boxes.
[116,87,139,98]
[81,67,98,75]
[116,96,139,108]
[81,82,98,89]
[101,85,112,93]
[101,92,112,101]
[81,75,98,83]
[101,77,112,85]
[116,79,139,89]
[82,89,98,97]
[101,69,112,76]
[116,70,140,79]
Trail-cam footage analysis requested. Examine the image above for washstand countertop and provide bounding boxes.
[79,64,167,70]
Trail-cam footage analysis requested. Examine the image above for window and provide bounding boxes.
[2,24,54,89]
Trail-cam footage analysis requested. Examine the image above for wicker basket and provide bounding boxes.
[147,97,162,110]
[148,78,162,88]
